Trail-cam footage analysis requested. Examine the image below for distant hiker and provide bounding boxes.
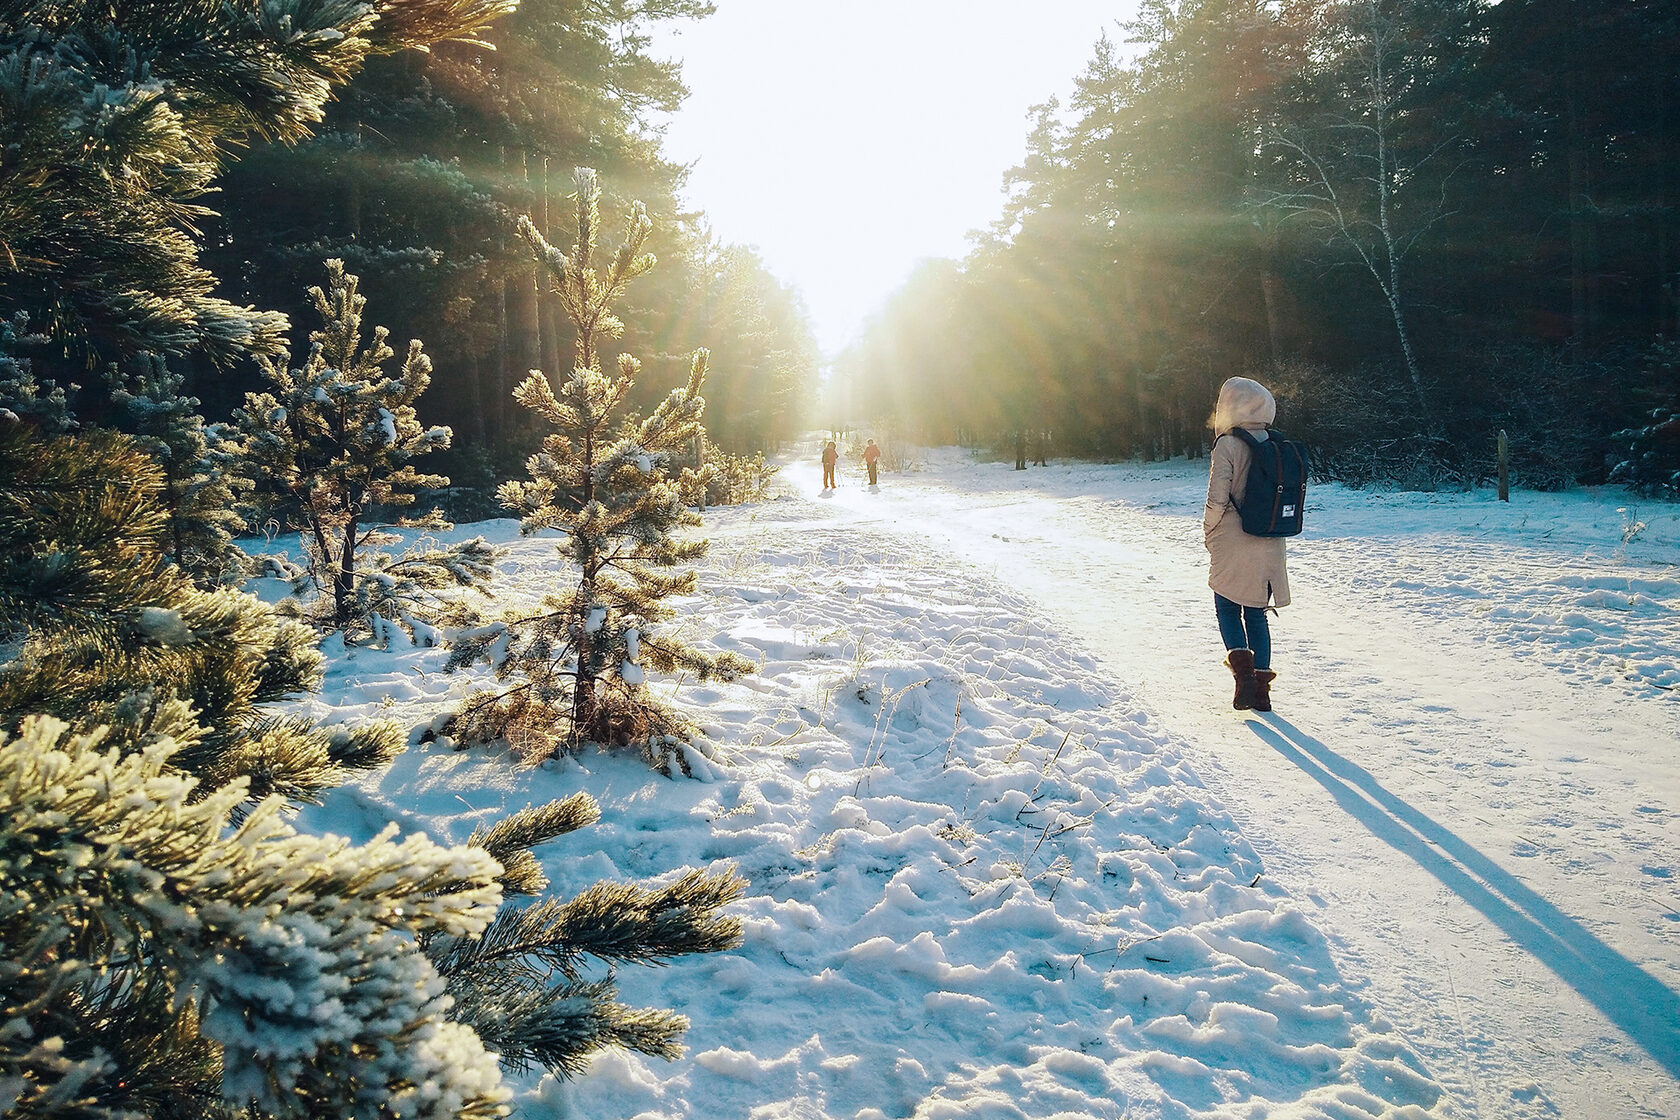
[1015,430,1027,471]
[822,440,839,489]
[1204,376,1290,712]
[863,438,881,485]
[1032,429,1049,467]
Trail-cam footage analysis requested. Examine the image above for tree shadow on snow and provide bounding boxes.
[1247,714,1680,1081]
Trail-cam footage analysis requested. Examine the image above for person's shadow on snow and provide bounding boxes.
[1246,713,1680,1080]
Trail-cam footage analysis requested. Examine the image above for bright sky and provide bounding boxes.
[653,2,1140,357]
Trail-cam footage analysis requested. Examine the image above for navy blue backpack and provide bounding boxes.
[1226,427,1308,537]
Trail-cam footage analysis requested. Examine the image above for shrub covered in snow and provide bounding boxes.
[448,170,754,767]
[0,422,745,1114]
[235,260,497,644]
[1610,339,1680,499]
[107,356,253,586]
[0,315,72,435]
[680,446,780,507]
[0,423,404,811]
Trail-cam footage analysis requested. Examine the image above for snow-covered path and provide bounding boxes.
[791,449,1680,1120]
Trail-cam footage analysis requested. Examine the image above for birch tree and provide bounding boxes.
[1260,0,1474,437]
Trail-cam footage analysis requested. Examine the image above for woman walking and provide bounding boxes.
[1204,376,1290,711]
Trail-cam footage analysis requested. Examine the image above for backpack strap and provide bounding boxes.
[1226,425,1271,448]
[1218,429,1250,513]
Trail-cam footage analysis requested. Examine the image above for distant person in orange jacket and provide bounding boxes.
[863,438,881,485]
[821,440,838,489]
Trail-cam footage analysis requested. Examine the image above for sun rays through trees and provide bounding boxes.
[842,0,1680,490]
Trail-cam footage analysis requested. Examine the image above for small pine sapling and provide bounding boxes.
[108,355,251,587]
[426,794,745,1078]
[236,260,497,645]
[448,169,754,768]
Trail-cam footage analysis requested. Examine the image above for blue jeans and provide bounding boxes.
[1214,593,1271,670]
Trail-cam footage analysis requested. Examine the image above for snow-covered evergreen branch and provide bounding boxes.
[0,715,512,1120]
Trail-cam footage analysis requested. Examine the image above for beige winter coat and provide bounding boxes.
[1204,377,1290,609]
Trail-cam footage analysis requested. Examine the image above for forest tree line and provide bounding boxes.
[7,0,819,494]
[838,0,1680,494]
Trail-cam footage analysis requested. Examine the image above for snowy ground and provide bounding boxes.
[282,444,1680,1120]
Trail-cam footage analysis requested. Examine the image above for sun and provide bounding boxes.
[653,1,1137,356]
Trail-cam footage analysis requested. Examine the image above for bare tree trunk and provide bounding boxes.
[1661,170,1676,336]
[1249,134,1286,365]
[335,515,357,631]
[1259,267,1285,365]
[540,156,563,378]
[1137,368,1153,462]
[495,274,509,433]
[512,152,543,378]
[305,512,337,619]
[1368,32,1434,433]
[1262,2,1446,438]
[1655,61,1675,336]
[515,270,541,375]
[1567,80,1596,340]
[347,116,363,240]
[469,351,487,447]
[494,146,511,434]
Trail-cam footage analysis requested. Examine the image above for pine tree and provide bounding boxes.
[0,421,405,811]
[237,260,496,645]
[3,7,745,1111]
[690,243,821,453]
[0,715,511,1120]
[449,169,754,767]
[0,0,517,374]
[108,357,251,587]
[1,0,514,801]
[203,0,729,468]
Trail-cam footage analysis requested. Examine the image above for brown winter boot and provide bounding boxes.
[1252,669,1276,713]
[1225,649,1258,710]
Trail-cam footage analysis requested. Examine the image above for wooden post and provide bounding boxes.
[1497,429,1510,502]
